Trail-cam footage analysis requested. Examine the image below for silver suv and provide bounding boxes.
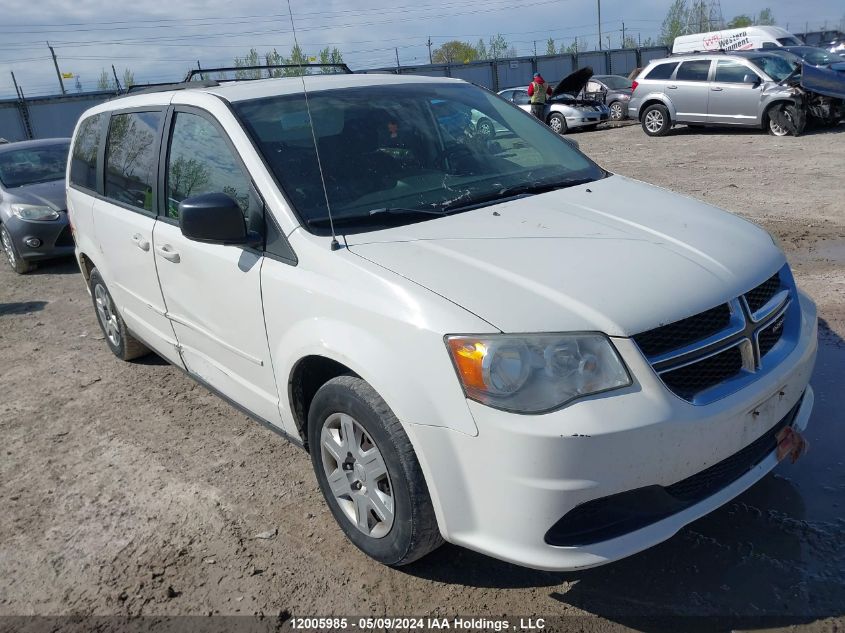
[629,52,809,137]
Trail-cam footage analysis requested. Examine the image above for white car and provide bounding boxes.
[68,72,817,571]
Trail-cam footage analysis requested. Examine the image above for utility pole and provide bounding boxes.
[597,0,602,50]
[533,40,538,56]
[427,37,433,64]
[395,47,401,73]
[638,32,642,48]
[574,37,578,55]
[111,65,122,93]
[622,22,626,47]
[47,42,66,95]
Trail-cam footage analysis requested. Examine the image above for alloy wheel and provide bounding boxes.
[1,227,16,269]
[645,110,664,133]
[769,118,789,136]
[94,284,121,347]
[320,412,395,538]
[549,117,563,133]
[610,102,623,120]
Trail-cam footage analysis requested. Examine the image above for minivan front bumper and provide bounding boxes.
[407,291,817,571]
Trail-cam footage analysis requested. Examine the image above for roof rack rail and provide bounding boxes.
[122,79,220,96]
[184,63,353,82]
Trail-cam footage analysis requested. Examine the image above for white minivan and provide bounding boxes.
[673,26,803,54]
[67,72,817,571]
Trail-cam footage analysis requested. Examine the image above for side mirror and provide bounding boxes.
[743,74,761,87]
[178,193,260,246]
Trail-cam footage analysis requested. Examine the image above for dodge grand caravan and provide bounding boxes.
[67,72,817,571]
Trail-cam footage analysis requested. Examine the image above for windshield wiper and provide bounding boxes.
[440,178,595,212]
[306,206,449,227]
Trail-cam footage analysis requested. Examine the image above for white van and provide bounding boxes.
[673,26,803,54]
[67,71,817,571]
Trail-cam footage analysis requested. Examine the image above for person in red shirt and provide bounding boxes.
[527,72,552,120]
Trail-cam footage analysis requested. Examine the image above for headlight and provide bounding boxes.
[11,204,60,221]
[446,333,631,413]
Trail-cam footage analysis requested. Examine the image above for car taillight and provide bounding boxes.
[631,80,639,93]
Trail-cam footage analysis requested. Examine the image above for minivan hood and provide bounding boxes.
[346,176,784,336]
[4,179,67,210]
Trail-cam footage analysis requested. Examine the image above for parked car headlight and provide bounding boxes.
[446,333,631,413]
[11,204,59,221]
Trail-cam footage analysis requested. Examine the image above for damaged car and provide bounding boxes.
[499,67,610,134]
[629,51,844,137]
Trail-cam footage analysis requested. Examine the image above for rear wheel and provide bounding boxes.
[642,104,671,136]
[547,112,567,134]
[309,375,443,566]
[475,117,495,139]
[1,225,34,274]
[89,268,149,361]
[609,101,625,121]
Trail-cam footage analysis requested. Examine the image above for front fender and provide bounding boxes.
[635,93,677,121]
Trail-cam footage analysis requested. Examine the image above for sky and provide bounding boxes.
[1,0,843,99]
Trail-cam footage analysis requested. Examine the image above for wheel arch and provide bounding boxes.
[761,98,800,129]
[638,95,675,122]
[77,251,96,283]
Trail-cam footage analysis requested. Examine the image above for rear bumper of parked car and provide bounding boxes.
[407,292,817,571]
[4,213,74,261]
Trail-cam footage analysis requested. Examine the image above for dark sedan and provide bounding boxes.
[0,138,73,274]
[584,74,634,120]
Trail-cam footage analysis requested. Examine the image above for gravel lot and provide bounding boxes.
[1,122,844,633]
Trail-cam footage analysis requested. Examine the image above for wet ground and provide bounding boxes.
[1,122,844,632]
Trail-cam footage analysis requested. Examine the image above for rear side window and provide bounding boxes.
[714,60,754,83]
[512,90,530,105]
[70,114,102,191]
[165,111,252,221]
[676,60,712,81]
[644,62,679,80]
[104,111,162,212]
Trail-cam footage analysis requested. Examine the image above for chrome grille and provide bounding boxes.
[634,267,796,404]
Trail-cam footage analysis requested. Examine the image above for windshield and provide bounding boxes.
[746,54,796,81]
[233,82,604,234]
[799,48,838,65]
[598,76,632,90]
[0,143,69,188]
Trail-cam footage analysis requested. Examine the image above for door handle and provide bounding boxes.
[711,86,723,91]
[131,233,150,251]
[666,85,678,89]
[155,244,181,263]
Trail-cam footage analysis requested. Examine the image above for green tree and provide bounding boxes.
[641,36,658,47]
[475,38,488,59]
[121,68,135,88]
[545,37,556,55]
[660,0,689,45]
[560,39,580,54]
[728,14,753,28]
[622,34,638,48]
[432,40,478,64]
[488,33,509,59]
[96,68,112,91]
[234,49,262,79]
[756,8,775,25]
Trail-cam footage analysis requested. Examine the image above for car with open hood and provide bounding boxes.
[0,138,73,273]
[67,70,817,571]
[499,67,609,134]
[583,74,634,120]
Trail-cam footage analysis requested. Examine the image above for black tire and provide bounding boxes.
[609,101,625,121]
[547,112,567,134]
[475,117,495,139]
[88,268,149,361]
[768,103,806,137]
[308,375,443,566]
[1,224,35,274]
[641,104,671,136]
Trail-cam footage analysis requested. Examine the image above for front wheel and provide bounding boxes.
[642,104,671,136]
[547,112,567,134]
[768,103,806,136]
[308,375,443,566]
[475,117,495,139]
[1,225,35,274]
